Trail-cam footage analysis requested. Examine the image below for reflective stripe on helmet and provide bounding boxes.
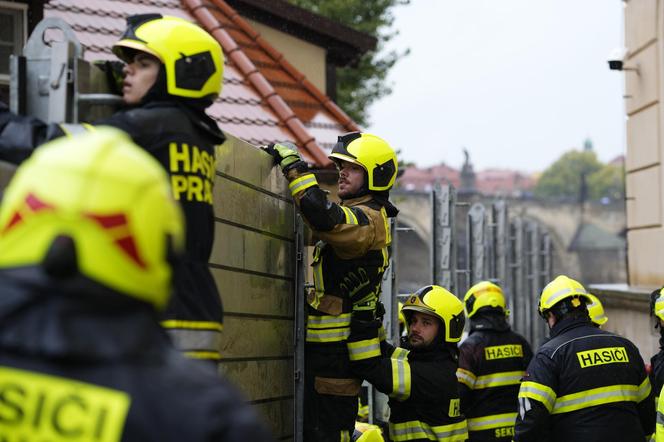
[544,286,589,308]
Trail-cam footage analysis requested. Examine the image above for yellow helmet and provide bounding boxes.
[538,275,592,318]
[355,422,385,442]
[402,285,465,343]
[398,301,406,332]
[113,14,224,99]
[464,281,507,318]
[0,128,184,310]
[586,294,608,326]
[329,132,398,191]
[652,288,664,322]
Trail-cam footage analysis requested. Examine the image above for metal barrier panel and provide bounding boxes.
[467,203,487,286]
[492,201,511,317]
[213,134,298,440]
[509,218,526,337]
[432,183,457,294]
[293,215,305,442]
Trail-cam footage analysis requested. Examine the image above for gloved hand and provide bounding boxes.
[262,142,302,172]
[92,60,125,95]
[375,301,386,321]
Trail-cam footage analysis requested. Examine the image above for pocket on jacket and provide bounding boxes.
[314,376,361,396]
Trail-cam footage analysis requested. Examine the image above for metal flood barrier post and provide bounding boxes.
[467,203,487,289]
[294,215,306,442]
[366,219,400,426]
[492,201,511,321]
[432,183,457,295]
[10,17,122,124]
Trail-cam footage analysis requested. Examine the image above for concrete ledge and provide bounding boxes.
[589,283,659,358]
[589,283,656,312]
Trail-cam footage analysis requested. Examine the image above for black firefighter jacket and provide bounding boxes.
[457,314,533,441]
[0,267,273,442]
[649,333,664,401]
[347,319,468,442]
[0,101,226,360]
[514,316,655,442]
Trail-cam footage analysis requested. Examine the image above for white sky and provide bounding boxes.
[367,0,625,173]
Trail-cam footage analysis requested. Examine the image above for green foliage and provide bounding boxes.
[288,0,409,126]
[534,149,625,201]
[588,163,625,201]
[534,150,602,199]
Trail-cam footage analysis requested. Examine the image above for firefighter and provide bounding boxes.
[657,391,664,441]
[346,285,468,441]
[649,288,664,402]
[0,129,273,441]
[0,14,226,362]
[586,293,608,328]
[398,301,407,336]
[264,133,399,441]
[457,281,533,441]
[514,275,654,442]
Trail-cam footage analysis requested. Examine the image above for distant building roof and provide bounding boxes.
[608,155,625,167]
[45,0,365,167]
[568,223,626,251]
[399,164,460,191]
[398,164,536,196]
[475,169,536,196]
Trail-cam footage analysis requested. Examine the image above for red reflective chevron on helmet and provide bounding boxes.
[1,193,55,234]
[85,213,148,269]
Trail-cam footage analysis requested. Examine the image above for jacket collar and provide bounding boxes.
[0,267,170,362]
[341,194,374,207]
[469,313,511,333]
[549,315,592,339]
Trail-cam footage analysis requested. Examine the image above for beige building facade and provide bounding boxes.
[624,0,664,287]
[591,0,663,359]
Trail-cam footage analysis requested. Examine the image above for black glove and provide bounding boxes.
[92,60,125,95]
[262,142,303,172]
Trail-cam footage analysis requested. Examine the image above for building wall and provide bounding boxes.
[246,18,327,93]
[624,0,664,286]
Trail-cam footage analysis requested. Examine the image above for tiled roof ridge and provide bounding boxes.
[183,0,333,167]
[212,0,361,135]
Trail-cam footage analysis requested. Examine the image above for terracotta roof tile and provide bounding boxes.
[44,0,362,166]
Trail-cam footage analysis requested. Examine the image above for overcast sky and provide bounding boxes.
[367,0,625,173]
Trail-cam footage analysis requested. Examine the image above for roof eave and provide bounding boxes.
[223,0,377,65]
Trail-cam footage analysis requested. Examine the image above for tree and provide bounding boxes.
[288,0,409,126]
[588,163,625,201]
[534,150,603,200]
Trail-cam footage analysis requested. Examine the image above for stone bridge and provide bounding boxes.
[391,190,626,293]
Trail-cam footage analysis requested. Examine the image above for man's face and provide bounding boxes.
[407,311,440,349]
[337,160,365,199]
[122,52,161,105]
